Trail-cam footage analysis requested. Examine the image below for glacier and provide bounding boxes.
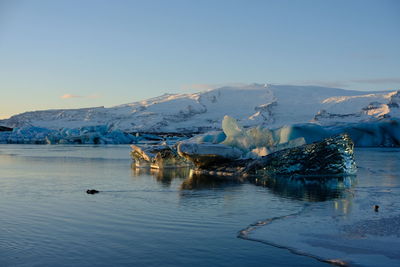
[0,125,138,144]
[1,116,399,147]
[0,84,399,146]
[1,84,399,133]
[186,116,400,158]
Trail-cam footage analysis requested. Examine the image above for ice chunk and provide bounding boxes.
[245,133,357,176]
[221,116,275,152]
[177,143,242,168]
[329,119,400,147]
[247,138,306,159]
[221,115,244,137]
[131,144,190,169]
[275,124,329,144]
[249,147,268,158]
[181,134,356,177]
[187,131,227,144]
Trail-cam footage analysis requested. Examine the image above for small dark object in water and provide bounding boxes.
[86,189,100,194]
[374,205,379,212]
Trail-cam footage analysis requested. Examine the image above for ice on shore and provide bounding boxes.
[245,148,400,266]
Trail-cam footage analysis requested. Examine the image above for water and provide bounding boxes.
[0,145,398,266]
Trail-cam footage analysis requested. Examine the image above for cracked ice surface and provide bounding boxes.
[247,148,400,266]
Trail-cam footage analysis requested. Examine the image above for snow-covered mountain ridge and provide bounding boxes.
[1,84,399,133]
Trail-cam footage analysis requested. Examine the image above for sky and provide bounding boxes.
[0,0,399,119]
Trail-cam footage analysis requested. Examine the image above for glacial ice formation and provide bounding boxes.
[0,127,55,144]
[196,116,307,158]
[0,125,138,144]
[328,119,400,147]
[186,116,400,157]
[276,119,400,147]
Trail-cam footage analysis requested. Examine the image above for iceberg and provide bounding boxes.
[275,119,400,148]
[245,133,356,177]
[222,116,277,152]
[186,131,227,144]
[328,119,400,147]
[217,116,400,153]
[185,116,307,159]
[177,143,242,169]
[131,144,191,169]
[180,134,356,177]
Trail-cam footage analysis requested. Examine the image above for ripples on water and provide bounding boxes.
[0,145,398,266]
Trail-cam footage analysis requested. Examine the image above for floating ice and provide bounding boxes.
[131,144,190,169]
[177,142,243,168]
[222,116,276,151]
[223,117,399,155]
[187,131,227,144]
[217,116,306,158]
[276,119,400,147]
[275,123,329,144]
[328,119,400,147]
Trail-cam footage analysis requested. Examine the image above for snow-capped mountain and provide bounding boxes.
[1,84,399,133]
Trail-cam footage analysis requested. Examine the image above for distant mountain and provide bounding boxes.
[1,84,399,133]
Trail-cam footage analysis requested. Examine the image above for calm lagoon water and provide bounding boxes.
[0,145,398,267]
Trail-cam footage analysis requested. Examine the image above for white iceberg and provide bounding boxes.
[185,116,307,159]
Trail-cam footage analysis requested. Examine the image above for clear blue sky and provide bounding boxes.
[0,0,399,118]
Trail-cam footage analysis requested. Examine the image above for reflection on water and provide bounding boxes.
[131,165,355,202]
[248,175,356,202]
[332,198,353,215]
[3,145,396,267]
[131,164,192,186]
[180,173,245,190]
